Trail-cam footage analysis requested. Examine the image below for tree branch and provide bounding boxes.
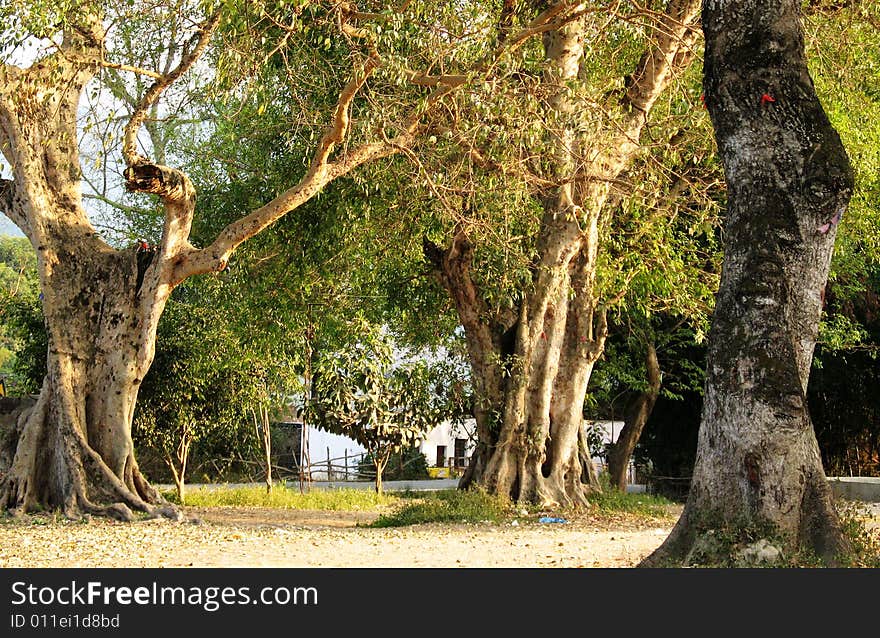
[82,192,148,216]
[122,11,220,166]
[312,56,381,169]
[578,0,700,220]
[623,0,701,118]
[405,72,468,88]
[173,56,406,281]
[99,61,163,80]
[422,226,505,405]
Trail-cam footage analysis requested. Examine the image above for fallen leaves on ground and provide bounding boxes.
[0,505,681,568]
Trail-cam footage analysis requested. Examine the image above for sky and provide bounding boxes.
[0,214,24,237]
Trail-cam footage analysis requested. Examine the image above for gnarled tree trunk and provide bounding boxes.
[0,20,181,520]
[0,212,177,520]
[643,0,854,565]
[0,7,412,519]
[433,0,701,507]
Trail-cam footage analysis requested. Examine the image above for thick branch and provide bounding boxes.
[123,12,220,166]
[173,58,404,281]
[406,72,468,88]
[423,229,500,364]
[424,228,511,470]
[312,56,380,169]
[122,164,197,376]
[623,0,701,120]
[123,162,196,304]
[124,163,193,204]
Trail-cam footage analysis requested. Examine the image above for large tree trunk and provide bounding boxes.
[0,19,179,520]
[607,342,661,491]
[643,0,855,565]
[1,240,176,520]
[431,0,701,507]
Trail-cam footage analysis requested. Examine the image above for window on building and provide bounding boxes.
[454,438,467,467]
[436,445,446,468]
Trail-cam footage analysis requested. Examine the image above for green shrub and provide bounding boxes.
[371,488,512,527]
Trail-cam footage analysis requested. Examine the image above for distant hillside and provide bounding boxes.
[0,214,24,238]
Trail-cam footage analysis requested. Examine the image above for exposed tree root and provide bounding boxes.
[640,478,850,568]
[0,387,50,514]
[475,442,600,508]
[797,471,850,564]
[0,389,182,522]
[638,507,697,567]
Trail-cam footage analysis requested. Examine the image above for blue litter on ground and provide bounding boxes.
[538,516,568,524]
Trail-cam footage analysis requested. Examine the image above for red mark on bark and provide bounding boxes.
[818,208,843,234]
[700,93,706,108]
[540,331,546,340]
[760,93,776,105]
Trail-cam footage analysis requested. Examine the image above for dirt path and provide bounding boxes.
[0,506,678,568]
[4,502,876,568]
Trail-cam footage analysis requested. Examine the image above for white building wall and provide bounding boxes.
[302,419,631,480]
[418,419,477,468]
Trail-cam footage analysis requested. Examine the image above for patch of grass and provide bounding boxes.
[589,489,676,519]
[825,500,880,568]
[370,488,512,527]
[165,484,397,511]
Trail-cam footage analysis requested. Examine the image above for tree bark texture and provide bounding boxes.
[607,342,661,491]
[437,0,700,506]
[643,0,854,564]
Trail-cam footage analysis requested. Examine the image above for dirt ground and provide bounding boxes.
[0,505,680,568]
[3,502,877,568]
